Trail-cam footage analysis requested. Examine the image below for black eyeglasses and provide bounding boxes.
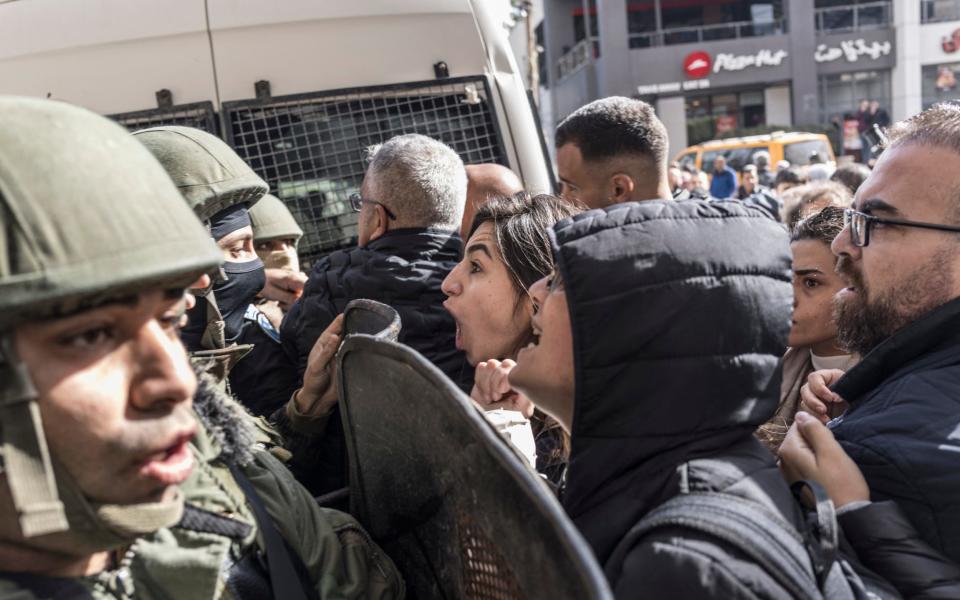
[844,208,960,247]
[348,193,397,221]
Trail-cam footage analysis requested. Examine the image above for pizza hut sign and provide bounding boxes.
[683,51,712,79]
[683,48,788,79]
[713,49,788,72]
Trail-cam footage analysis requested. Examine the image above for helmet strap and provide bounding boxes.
[0,334,68,537]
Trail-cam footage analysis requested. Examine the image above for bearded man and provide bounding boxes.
[807,103,960,564]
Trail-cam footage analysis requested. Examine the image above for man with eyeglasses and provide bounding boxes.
[279,133,471,495]
[795,103,960,565]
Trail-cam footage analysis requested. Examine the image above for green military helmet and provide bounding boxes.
[0,108,223,332]
[250,193,303,246]
[133,125,268,222]
[0,96,222,544]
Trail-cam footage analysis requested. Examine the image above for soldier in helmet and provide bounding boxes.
[133,127,301,417]
[249,193,305,330]
[0,97,403,598]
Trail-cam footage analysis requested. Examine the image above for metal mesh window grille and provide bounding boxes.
[108,101,219,135]
[223,76,507,266]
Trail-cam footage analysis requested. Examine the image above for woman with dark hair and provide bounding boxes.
[758,205,857,452]
[442,192,580,482]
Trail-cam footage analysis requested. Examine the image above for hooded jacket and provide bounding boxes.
[550,200,804,597]
[831,296,960,565]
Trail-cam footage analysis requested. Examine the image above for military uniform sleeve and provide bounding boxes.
[241,448,404,599]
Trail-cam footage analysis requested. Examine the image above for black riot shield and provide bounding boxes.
[337,335,612,599]
[343,299,401,340]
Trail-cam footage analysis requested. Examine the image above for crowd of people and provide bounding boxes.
[1,90,959,599]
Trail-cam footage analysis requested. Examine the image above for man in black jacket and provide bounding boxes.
[280,133,471,492]
[505,199,813,597]
[805,103,960,564]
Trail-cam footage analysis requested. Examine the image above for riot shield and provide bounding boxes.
[337,335,612,599]
[343,298,401,340]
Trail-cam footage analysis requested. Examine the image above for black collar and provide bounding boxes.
[833,296,960,403]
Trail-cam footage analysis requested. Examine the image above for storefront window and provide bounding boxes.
[626,1,784,46]
[921,0,960,24]
[815,0,892,33]
[661,0,782,29]
[817,70,891,125]
[572,1,598,43]
[923,62,960,109]
[685,90,769,146]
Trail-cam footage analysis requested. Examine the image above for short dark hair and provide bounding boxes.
[783,181,852,230]
[469,193,582,305]
[830,163,871,195]
[775,166,807,188]
[791,205,845,245]
[555,97,668,168]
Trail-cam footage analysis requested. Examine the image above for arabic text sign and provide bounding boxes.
[815,38,892,64]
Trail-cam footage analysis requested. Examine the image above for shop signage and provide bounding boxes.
[815,38,891,64]
[683,51,712,79]
[638,79,711,95]
[713,49,787,73]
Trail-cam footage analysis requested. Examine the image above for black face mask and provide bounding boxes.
[180,257,265,351]
[215,257,266,342]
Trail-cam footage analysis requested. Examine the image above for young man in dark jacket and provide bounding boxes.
[505,199,812,597]
[280,133,471,493]
[801,103,960,565]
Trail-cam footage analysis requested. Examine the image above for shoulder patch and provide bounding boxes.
[244,304,281,342]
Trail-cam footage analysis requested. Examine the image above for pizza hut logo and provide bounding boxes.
[684,51,712,79]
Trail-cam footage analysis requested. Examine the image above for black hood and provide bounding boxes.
[550,200,791,560]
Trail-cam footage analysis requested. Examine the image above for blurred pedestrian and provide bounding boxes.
[708,155,737,199]
[831,162,871,196]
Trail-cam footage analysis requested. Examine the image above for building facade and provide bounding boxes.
[541,0,948,158]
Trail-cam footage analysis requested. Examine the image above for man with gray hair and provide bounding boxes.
[280,133,471,494]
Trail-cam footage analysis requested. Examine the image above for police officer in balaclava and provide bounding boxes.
[134,127,299,417]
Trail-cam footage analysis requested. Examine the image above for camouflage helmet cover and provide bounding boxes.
[132,125,268,222]
[0,99,223,331]
[249,193,303,245]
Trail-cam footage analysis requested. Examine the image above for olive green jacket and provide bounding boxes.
[0,393,404,600]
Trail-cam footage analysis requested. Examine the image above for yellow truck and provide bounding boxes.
[675,131,836,174]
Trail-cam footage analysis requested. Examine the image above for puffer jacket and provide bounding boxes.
[839,501,960,599]
[550,200,807,598]
[280,228,471,495]
[281,228,470,388]
[831,297,960,564]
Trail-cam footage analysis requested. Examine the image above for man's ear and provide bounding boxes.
[366,204,390,244]
[609,173,636,203]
